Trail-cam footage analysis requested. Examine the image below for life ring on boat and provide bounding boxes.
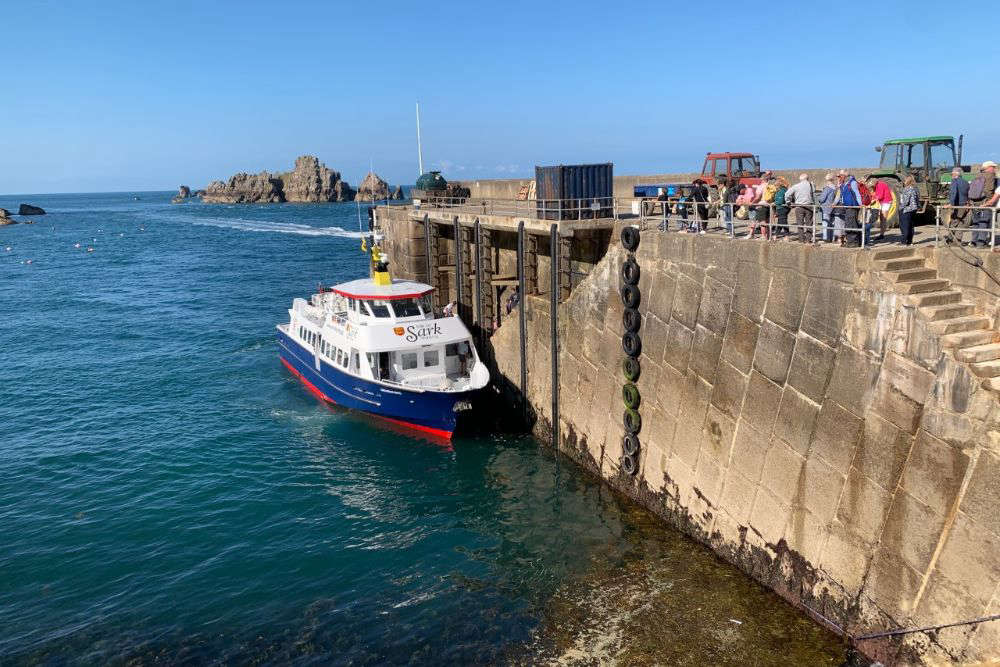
[622,331,641,358]
[622,357,640,382]
[621,452,639,476]
[623,307,641,333]
[622,382,640,409]
[620,284,640,309]
[621,258,640,285]
[623,433,640,456]
[623,407,642,434]
[621,226,640,252]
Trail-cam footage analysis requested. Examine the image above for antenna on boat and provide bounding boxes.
[416,101,424,176]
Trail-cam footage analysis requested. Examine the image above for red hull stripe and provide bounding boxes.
[330,288,435,300]
[280,357,453,440]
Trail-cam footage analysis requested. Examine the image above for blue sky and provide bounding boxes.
[3,0,997,194]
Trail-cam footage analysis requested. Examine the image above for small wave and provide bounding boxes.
[165,214,365,238]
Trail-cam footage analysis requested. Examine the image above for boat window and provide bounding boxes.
[419,294,434,314]
[336,349,344,364]
[393,298,422,318]
[351,350,360,372]
[401,352,418,370]
[365,299,391,318]
[348,298,357,311]
[423,350,439,367]
[446,343,458,356]
[340,353,348,368]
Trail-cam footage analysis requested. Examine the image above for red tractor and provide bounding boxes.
[698,152,764,187]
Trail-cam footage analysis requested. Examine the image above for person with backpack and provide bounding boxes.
[867,177,894,241]
[836,170,866,247]
[969,161,998,247]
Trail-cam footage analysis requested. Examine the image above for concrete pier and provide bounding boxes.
[377,199,1000,665]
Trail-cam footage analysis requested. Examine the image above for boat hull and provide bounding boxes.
[277,330,470,438]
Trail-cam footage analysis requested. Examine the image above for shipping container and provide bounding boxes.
[535,163,614,220]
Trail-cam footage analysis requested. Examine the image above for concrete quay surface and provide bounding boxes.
[377,201,1000,665]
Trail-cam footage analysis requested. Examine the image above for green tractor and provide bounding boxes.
[872,135,971,214]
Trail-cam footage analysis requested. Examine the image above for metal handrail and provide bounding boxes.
[935,205,998,248]
[414,195,618,220]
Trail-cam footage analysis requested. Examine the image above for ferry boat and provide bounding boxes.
[276,242,489,439]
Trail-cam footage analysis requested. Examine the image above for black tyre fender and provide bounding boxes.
[620,283,640,309]
[623,433,640,456]
[623,307,641,333]
[622,357,640,382]
[623,407,642,434]
[622,331,641,358]
[622,382,640,409]
[621,452,639,476]
[621,225,640,252]
[621,258,640,285]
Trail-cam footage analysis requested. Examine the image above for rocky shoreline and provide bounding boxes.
[184,155,405,204]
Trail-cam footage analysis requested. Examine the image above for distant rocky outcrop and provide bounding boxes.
[18,204,45,215]
[202,172,284,204]
[0,209,15,225]
[200,155,354,204]
[355,171,391,202]
[280,155,354,202]
[390,185,404,201]
[171,185,192,204]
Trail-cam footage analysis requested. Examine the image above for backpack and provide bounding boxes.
[968,175,987,200]
[856,181,873,206]
[763,184,777,203]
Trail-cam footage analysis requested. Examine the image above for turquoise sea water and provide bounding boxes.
[0,192,843,664]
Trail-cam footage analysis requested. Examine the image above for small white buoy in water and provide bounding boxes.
[4,246,10,252]
[139,226,145,231]
[25,259,32,264]
[119,233,124,237]
[74,243,81,248]
[87,247,94,253]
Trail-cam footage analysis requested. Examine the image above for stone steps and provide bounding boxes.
[906,290,964,307]
[957,343,1000,364]
[897,278,952,294]
[971,360,1000,378]
[928,315,993,335]
[919,303,976,321]
[872,248,917,261]
[889,267,939,283]
[875,257,926,271]
[942,329,999,349]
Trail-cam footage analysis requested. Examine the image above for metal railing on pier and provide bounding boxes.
[935,205,998,248]
[414,195,616,221]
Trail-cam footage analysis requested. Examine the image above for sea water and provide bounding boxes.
[0,193,843,664]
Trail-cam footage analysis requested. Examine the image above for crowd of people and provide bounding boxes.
[652,162,1000,248]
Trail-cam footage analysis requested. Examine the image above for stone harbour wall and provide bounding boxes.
[487,230,1000,665]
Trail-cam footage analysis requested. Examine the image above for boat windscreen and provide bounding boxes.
[393,298,422,317]
[365,299,391,318]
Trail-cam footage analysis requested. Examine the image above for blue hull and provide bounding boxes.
[277,330,469,438]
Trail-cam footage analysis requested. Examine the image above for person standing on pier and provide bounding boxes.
[899,175,919,246]
[819,174,837,242]
[837,170,865,247]
[969,161,998,248]
[785,173,815,242]
[947,166,970,242]
[692,179,709,234]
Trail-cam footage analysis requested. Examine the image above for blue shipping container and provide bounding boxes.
[535,163,614,220]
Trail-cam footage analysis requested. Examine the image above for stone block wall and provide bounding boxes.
[487,230,1000,664]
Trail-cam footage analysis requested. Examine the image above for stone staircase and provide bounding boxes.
[873,247,1000,393]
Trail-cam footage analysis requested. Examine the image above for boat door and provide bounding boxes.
[378,352,390,380]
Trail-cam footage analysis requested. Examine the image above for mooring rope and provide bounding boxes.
[852,612,1000,642]
[942,227,1000,289]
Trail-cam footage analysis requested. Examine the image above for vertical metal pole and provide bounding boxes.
[517,221,527,423]
[423,214,432,285]
[453,217,463,317]
[474,219,483,335]
[992,210,996,250]
[550,223,559,450]
[861,207,866,249]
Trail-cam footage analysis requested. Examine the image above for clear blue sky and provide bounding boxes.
[4,0,997,194]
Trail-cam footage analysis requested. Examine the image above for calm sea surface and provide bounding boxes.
[0,192,843,664]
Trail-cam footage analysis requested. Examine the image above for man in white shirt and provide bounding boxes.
[785,173,815,242]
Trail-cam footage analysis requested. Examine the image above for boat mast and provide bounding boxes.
[416,101,424,176]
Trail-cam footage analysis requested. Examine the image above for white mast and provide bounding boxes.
[416,101,424,176]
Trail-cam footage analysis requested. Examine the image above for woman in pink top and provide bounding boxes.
[868,177,894,240]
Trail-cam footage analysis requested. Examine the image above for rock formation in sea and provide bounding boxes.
[171,185,192,204]
[390,186,404,201]
[0,209,16,225]
[200,156,354,203]
[201,172,284,204]
[18,204,45,215]
[355,171,391,202]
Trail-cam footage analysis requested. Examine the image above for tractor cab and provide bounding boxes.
[873,135,970,201]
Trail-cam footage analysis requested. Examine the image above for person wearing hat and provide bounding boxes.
[970,161,998,247]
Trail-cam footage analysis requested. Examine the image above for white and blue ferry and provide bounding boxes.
[276,245,489,439]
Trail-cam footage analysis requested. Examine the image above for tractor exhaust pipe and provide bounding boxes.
[958,134,964,166]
